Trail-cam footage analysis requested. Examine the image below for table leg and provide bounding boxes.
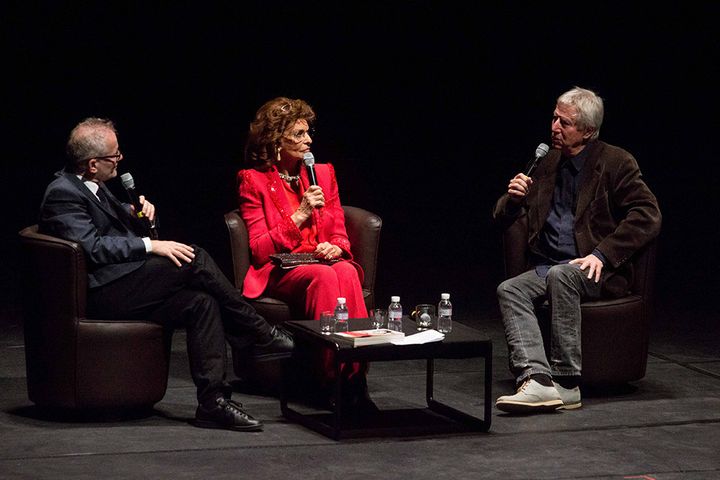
[425,356,492,432]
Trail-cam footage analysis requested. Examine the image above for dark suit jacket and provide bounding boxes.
[39,170,148,288]
[494,140,662,296]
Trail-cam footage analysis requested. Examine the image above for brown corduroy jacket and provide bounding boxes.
[494,140,662,297]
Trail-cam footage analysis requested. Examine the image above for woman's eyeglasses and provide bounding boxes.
[284,128,315,144]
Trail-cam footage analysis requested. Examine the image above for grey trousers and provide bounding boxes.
[496,264,603,383]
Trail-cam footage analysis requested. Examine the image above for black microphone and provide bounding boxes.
[120,172,158,239]
[303,152,318,186]
[524,143,550,177]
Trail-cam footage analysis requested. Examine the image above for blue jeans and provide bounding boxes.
[496,264,603,383]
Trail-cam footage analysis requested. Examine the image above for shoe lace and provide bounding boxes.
[260,326,291,347]
[276,327,292,341]
[222,399,250,419]
[517,379,532,393]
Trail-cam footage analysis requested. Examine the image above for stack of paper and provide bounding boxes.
[390,329,445,345]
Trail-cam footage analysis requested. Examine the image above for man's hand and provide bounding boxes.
[314,242,341,260]
[150,240,195,267]
[569,254,604,283]
[507,173,533,202]
[137,195,155,221]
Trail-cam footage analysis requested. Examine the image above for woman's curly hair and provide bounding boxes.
[244,97,316,169]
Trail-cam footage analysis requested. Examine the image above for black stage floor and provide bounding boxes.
[1,299,719,480]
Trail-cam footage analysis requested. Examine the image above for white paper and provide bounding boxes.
[390,329,445,345]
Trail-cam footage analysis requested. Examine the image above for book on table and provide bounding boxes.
[333,328,405,346]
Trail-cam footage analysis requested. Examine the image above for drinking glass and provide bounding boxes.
[370,308,387,329]
[320,311,336,335]
[413,304,435,330]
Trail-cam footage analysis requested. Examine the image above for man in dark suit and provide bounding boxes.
[40,117,293,431]
[493,87,661,413]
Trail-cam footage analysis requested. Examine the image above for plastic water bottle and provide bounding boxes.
[438,293,452,334]
[334,297,349,332]
[388,296,403,332]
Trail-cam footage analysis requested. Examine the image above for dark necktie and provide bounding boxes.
[97,187,111,209]
[98,186,144,235]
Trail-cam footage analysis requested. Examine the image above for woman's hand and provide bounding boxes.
[315,242,342,260]
[291,185,325,226]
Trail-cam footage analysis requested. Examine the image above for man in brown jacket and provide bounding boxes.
[493,87,661,413]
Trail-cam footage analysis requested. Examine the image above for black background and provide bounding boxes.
[3,2,718,317]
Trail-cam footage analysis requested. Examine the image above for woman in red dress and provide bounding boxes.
[237,97,373,411]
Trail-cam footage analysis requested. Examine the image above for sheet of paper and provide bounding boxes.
[390,329,444,345]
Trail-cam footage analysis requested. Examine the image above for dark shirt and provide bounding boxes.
[532,147,606,277]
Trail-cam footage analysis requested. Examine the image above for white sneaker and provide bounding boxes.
[495,379,563,413]
[553,382,582,410]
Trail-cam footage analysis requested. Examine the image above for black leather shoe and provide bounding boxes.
[194,397,263,432]
[253,326,294,361]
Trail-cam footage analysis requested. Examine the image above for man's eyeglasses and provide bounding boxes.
[89,151,123,164]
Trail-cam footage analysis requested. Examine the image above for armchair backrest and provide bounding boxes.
[18,225,86,403]
[501,216,531,280]
[341,205,382,304]
[224,206,382,308]
[224,212,251,291]
[18,225,88,319]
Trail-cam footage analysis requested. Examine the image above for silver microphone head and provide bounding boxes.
[303,152,315,167]
[120,172,135,190]
[535,143,550,158]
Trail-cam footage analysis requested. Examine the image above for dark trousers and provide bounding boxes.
[87,246,271,404]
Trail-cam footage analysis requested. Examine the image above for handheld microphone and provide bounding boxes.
[120,172,158,239]
[524,143,550,177]
[303,152,318,186]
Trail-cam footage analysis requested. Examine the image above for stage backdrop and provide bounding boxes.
[3,3,718,317]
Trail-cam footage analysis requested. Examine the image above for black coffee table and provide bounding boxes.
[280,317,492,440]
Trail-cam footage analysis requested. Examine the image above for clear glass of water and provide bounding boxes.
[320,311,335,335]
[370,308,387,330]
[413,304,435,330]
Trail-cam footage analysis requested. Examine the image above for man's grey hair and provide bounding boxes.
[65,117,117,173]
[557,87,604,140]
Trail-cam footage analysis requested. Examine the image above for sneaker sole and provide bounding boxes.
[557,401,582,410]
[496,399,563,413]
[193,419,264,432]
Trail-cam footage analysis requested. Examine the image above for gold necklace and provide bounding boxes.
[278,172,300,183]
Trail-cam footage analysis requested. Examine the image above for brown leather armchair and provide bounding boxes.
[501,216,657,385]
[224,206,382,391]
[224,205,382,323]
[18,225,170,410]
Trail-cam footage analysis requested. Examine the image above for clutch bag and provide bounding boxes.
[269,252,340,270]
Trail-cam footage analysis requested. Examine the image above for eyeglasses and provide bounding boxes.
[90,150,123,164]
[283,127,315,144]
